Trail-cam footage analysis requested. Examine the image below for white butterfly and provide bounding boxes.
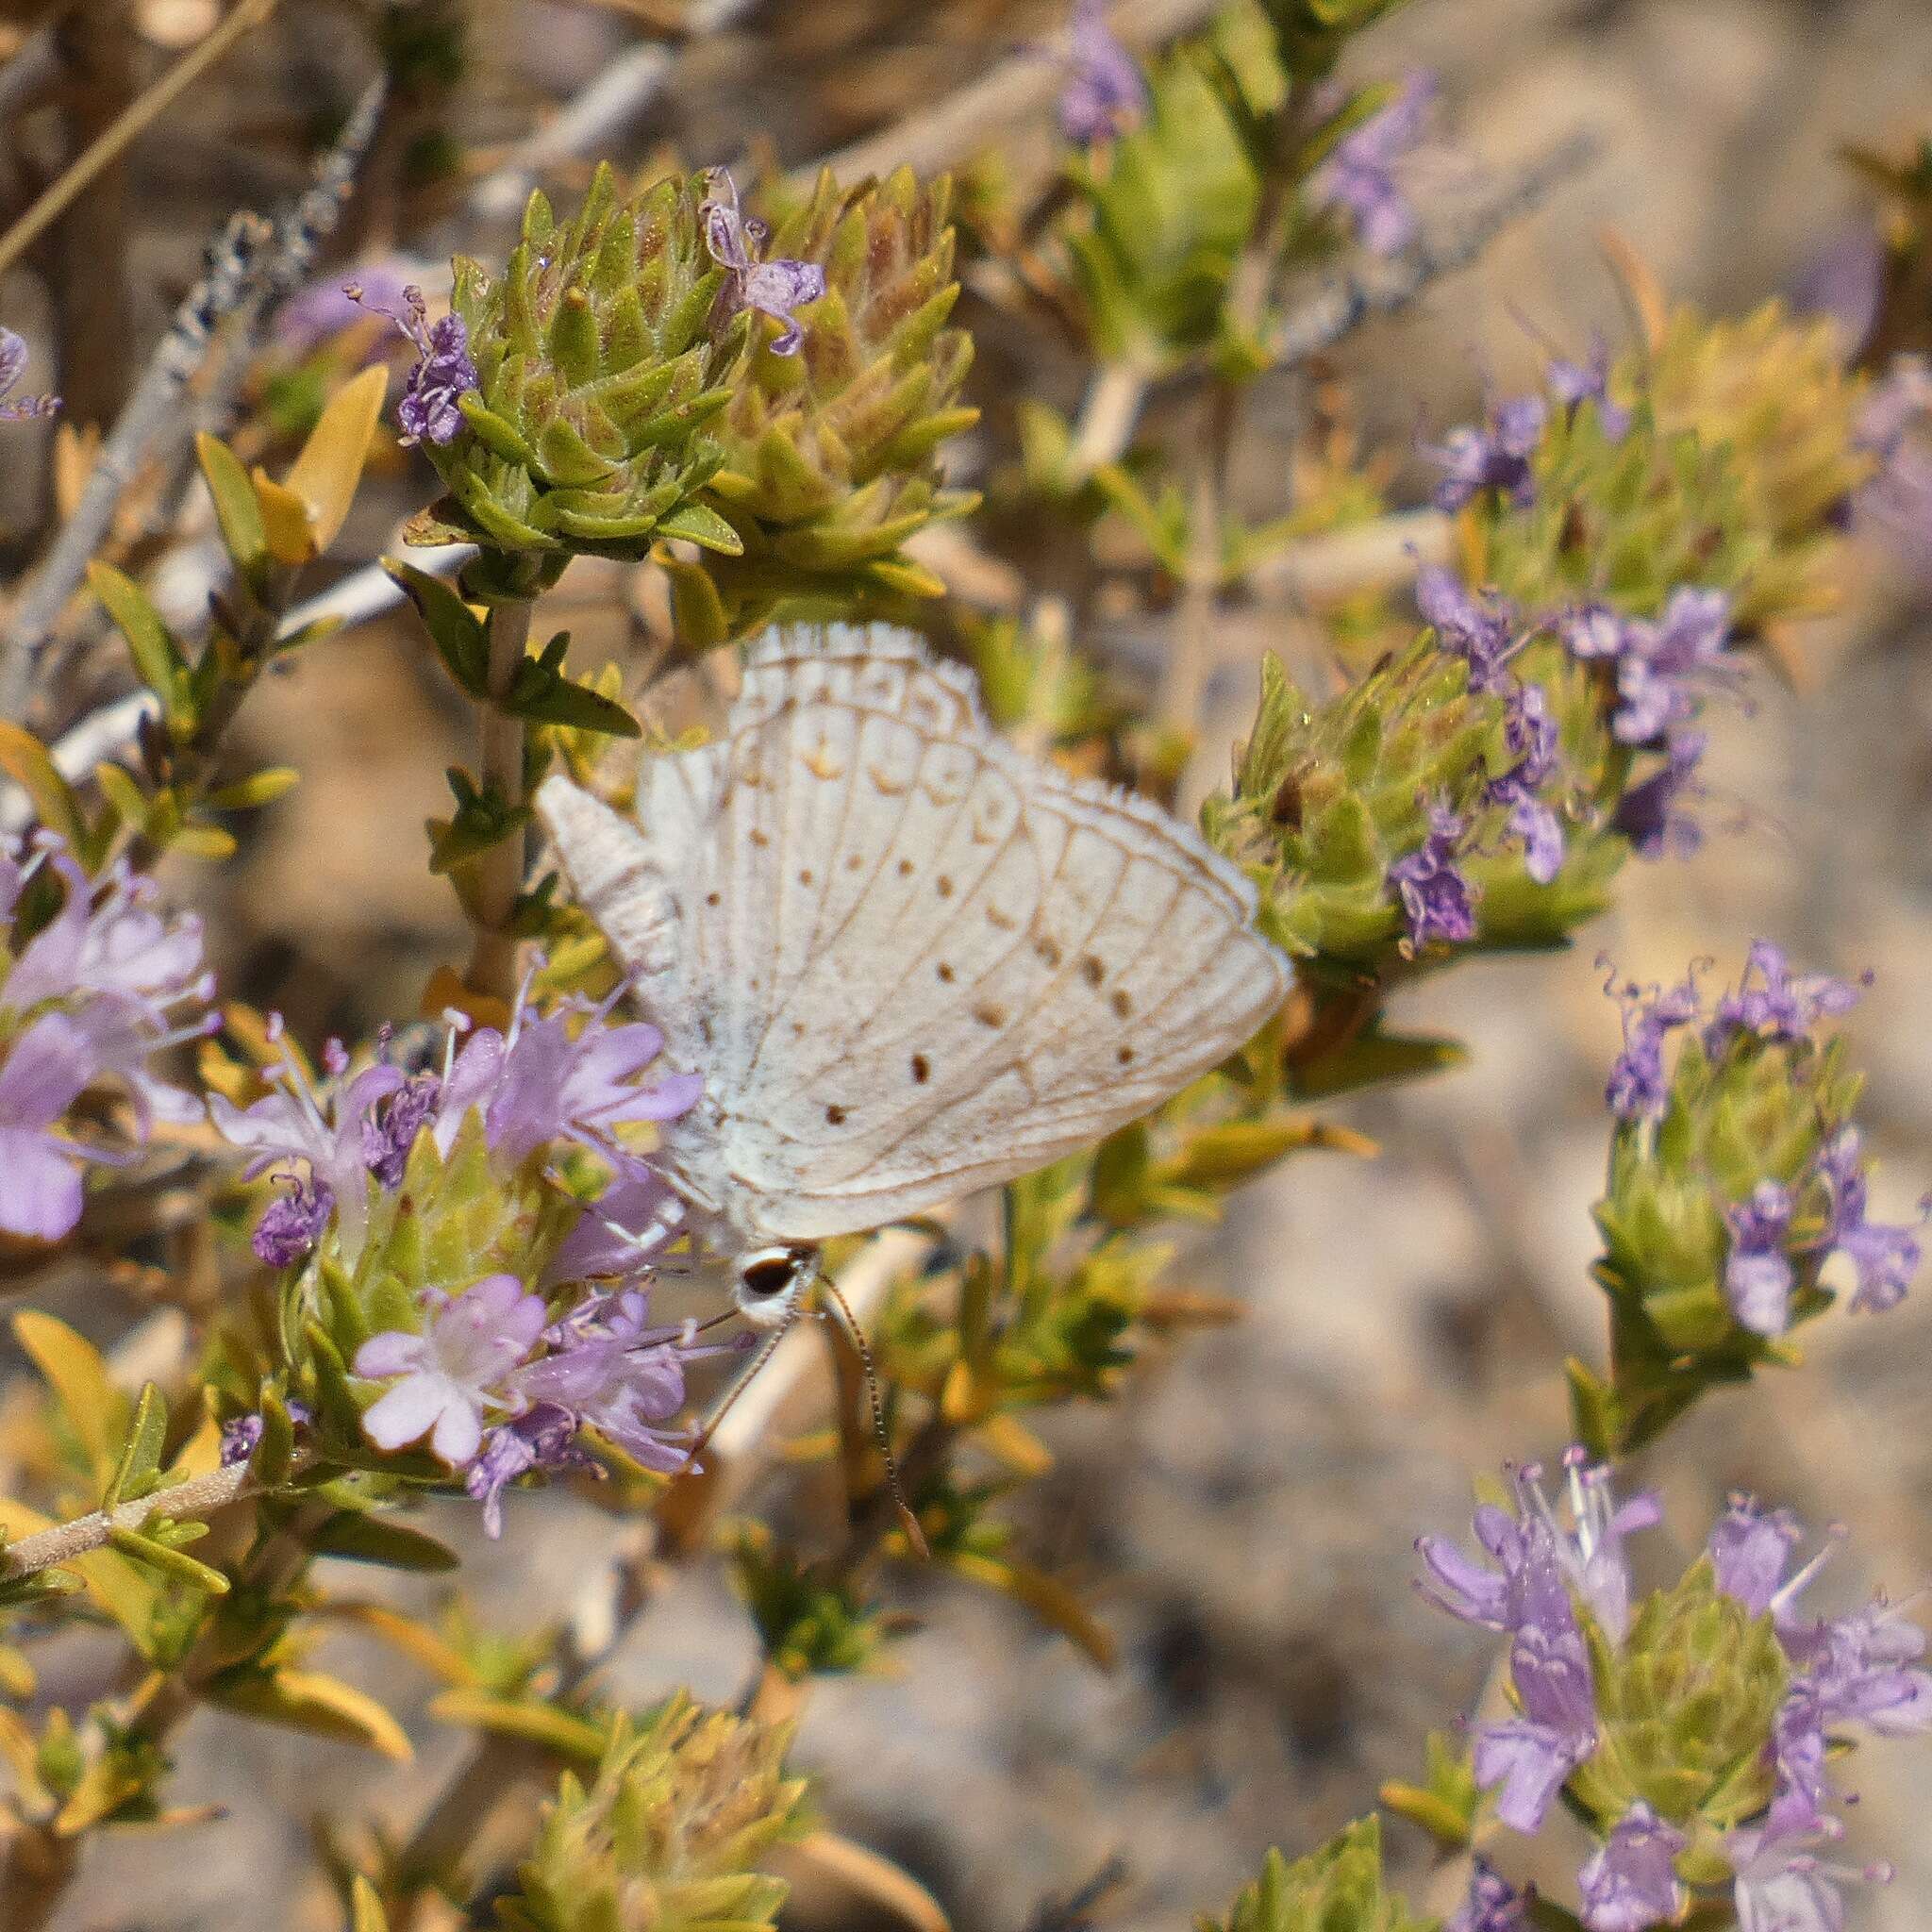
[534,623,1294,1318]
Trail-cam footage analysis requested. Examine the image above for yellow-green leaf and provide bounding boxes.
[252,469,316,567]
[171,821,239,861]
[195,431,267,575]
[106,1526,228,1595]
[103,1383,168,1508]
[202,767,300,810]
[947,1553,1117,1670]
[426,1688,606,1761]
[351,1875,390,1932]
[0,720,86,850]
[282,365,388,555]
[13,1311,121,1485]
[91,760,152,834]
[211,1667,414,1760]
[88,562,190,724]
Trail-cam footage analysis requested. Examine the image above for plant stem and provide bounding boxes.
[1067,361,1148,477]
[0,1460,258,1582]
[466,598,534,1005]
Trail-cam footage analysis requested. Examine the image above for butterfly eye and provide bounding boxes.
[734,1244,817,1324]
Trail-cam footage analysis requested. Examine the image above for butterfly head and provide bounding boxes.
[733,1242,820,1327]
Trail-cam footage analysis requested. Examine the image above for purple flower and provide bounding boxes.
[0,327,58,421]
[1447,1860,1526,1932]
[251,1175,335,1268]
[209,1028,408,1257]
[353,1274,547,1468]
[1055,0,1147,147]
[701,171,826,357]
[1388,802,1476,951]
[508,1288,736,1474]
[0,1012,108,1240]
[1724,1179,1798,1337]
[1546,336,1631,440]
[1475,1595,1598,1831]
[466,1402,591,1539]
[1578,1804,1685,1932]
[1416,567,1519,693]
[1612,731,1707,860]
[1307,72,1435,257]
[544,1156,687,1288]
[362,1070,441,1190]
[1422,394,1545,511]
[1489,683,1565,884]
[350,282,477,447]
[1704,941,1866,1055]
[1817,1127,1924,1315]
[1580,589,1734,745]
[434,974,703,1170]
[1602,961,1704,1122]
[219,1413,264,1468]
[1728,1812,1892,1932]
[1707,1497,1807,1618]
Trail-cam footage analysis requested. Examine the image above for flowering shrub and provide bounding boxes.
[0,6,1925,1931]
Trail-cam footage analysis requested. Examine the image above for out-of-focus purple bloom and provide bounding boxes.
[1817,1126,1925,1315]
[0,327,58,421]
[1055,0,1147,147]
[1489,683,1564,884]
[1613,730,1708,860]
[1855,355,1932,463]
[1447,1860,1526,1932]
[1422,394,1546,511]
[434,972,703,1169]
[1546,336,1631,440]
[1307,71,1435,257]
[701,171,826,357]
[251,1175,335,1268]
[1704,940,1867,1054]
[350,282,477,447]
[353,1274,546,1468]
[1602,961,1704,1122]
[1795,226,1884,355]
[0,1012,108,1240]
[1570,589,1734,745]
[362,1071,441,1190]
[1724,1179,1798,1337]
[466,1402,591,1539]
[210,1030,407,1257]
[1578,1804,1685,1932]
[1388,802,1476,951]
[1790,1595,1932,1739]
[1416,567,1519,693]
[277,258,423,358]
[1728,1810,1892,1932]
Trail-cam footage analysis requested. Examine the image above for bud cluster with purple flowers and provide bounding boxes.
[210,964,737,1535]
[1420,1452,1928,1932]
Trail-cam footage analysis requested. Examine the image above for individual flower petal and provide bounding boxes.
[1387,802,1476,950]
[1724,1180,1798,1337]
[1447,1860,1526,1932]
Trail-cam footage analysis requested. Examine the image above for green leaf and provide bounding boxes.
[427,1689,607,1760]
[309,1511,460,1573]
[208,1666,413,1760]
[502,633,641,737]
[385,559,491,696]
[105,1526,229,1594]
[283,365,388,554]
[195,431,268,578]
[202,767,301,810]
[0,722,87,852]
[103,1384,169,1509]
[88,562,192,725]
[351,1875,390,1932]
[91,761,152,835]
[1291,1027,1468,1100]
[656,501,745,555]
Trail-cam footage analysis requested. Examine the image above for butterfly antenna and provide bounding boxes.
[819,1275,930,1560]
[669,1317,793,1485]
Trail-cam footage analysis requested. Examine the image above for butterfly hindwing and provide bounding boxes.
[538,624,1295,1245]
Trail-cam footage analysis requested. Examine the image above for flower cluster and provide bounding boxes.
[0,838,214,1240]
[1307,71,1435,258]
[0,327,59,421]
[1423,1454,1929,1932]
[1601,943,1920,1340]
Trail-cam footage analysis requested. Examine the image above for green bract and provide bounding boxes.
[417,164,739,575]
[669,166,979,645]
[1197,1817,1436,1932]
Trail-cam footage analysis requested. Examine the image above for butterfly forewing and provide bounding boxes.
[536,624,1295,1245]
